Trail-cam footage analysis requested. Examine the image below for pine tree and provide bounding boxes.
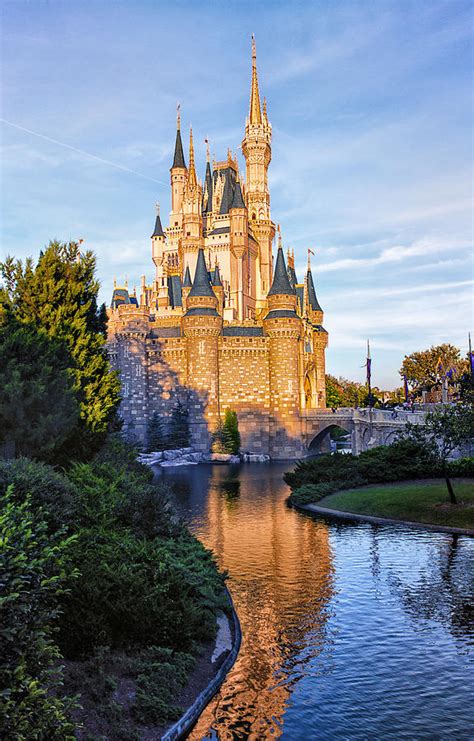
[1,242,121,459]
[223,409,241,454]
[146,411,167,452]
[0,314,79,461]
[167,399,190,449]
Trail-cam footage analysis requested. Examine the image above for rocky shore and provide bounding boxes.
[138,447,270,467]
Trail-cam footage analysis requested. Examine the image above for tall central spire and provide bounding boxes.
[249,34,262,125]
[188,127,197,187]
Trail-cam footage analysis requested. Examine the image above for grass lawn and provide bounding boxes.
[318,479,474,529]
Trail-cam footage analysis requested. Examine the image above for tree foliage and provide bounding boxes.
[400,343,468,398]
[0,242,121,459]
[146,411,167,452]
[167,399,190,449]
[211,410,240,454]
[0,316,79,461]
[0,489,78,740]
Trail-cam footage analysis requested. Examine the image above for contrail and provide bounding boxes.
[0,118,167,185]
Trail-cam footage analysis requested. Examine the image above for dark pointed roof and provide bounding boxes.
[172,128,186,169]
[182,265,192,287]
[189,248,215,297]
[151,211,165,238]
[212,264,222,287]
[267,247,296,296]
[307,269,322,311]
[230,180,245,209]
[287,264,298,288]
[219,170,235,214]
[203,161,213,213]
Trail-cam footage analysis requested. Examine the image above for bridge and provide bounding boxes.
[301,408,426,455]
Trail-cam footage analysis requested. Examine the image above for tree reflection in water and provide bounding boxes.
[388,533,474,647]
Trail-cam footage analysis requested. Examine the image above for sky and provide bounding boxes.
[1,0,472,389]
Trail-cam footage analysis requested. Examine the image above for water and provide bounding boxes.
[158,463,474,740]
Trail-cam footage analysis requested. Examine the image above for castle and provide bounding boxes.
[107,38,328,458]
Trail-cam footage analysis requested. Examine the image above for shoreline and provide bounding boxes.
[162,584,242,740]
[291,500,474,536]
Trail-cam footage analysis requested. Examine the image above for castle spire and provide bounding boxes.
[151,202,165,237]
[188,127,197,187]
[172,104,186,169]
[268,243,295,296]
[307,264,322,312]
[249,34,262,125]
[189,247,214,297]
[183,264,192,287]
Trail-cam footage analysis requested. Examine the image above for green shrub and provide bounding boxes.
[58,529,225,659]
[146,411,167,452]
[290,482,339,505]
[284,453,361,490]
[0,489,77,740]
[357,438,439,483]
[167,399,190,449]
[0,457,79,533]
[446,457,474,477]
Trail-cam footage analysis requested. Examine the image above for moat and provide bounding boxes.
[158,463,474,740]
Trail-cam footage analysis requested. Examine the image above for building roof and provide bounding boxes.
[212,264,223,287]
[151,210,165,238]
[264,309,298,319]
[172,128,186,169]
[188,248,215,298]
[208,226,230,236]
[230,180,245,209]
[287,264,298,288]
[267,246,296,296]
[182,265,192,287]
[307,269,322,312]
[111,287,130,309]
[167,274,182,308]
[219,168,236,214]
[223,326,264,336]
[203,161,213,213]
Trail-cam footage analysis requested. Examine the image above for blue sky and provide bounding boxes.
[1,0,472,388]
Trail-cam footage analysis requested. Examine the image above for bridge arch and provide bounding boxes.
[307,423,353,456]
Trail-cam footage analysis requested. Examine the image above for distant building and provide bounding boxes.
[108,38,328,458]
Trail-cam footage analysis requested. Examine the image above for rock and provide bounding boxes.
[242,453,270,463]
[160,459,199,467]
[207,453,240,463]
[163,449,182,460]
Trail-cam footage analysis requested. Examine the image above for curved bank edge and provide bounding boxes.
[161,585,242,741]
[292,501,474,537]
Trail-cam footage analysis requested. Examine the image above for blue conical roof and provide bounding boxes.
[268,247,296,296]
[307,269,322,311]
[189,249,215,297]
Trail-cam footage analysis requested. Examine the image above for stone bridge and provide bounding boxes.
[301,408,426,455]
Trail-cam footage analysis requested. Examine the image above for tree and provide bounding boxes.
[0,315,79,461]
[399,403,474,503]
[223,409,240,455]
[400,344,468,399]
[146,411,167,452]
[0,488,78,739]
[1,242,121,459]
[167,399,190,449]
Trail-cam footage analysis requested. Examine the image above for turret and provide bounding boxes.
[181,264,192,306]
[229,177,249,321]
[182,249,222,451]
[264,240,303,457]
[170,107,187,219]
[212,262,224,314]
[181,128,203,278]
[306,254,328,408]
[151,203,166,269]
[241,36,274,304]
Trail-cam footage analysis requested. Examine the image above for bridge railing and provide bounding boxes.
[302,407,426,424]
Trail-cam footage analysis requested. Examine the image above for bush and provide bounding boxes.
[167,399,190,449]
[146,411,167,452]
[447,457,474,477]
[284,453,361,490]
[0,457,79,533]
[0,489,77,740]
[357,438,440,483]
[58,528,226,659]
[290,482,340,505]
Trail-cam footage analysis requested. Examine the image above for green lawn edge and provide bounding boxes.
[298,479,474,530]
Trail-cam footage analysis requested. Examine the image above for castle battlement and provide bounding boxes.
[107,38,328,458]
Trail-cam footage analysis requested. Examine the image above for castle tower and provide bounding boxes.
[150,204,169,309]
[170,108,187,219]
[229,177,250,320]
[181,264,192,306]
[264,244,304,457]
[181,128,204,279]
[212,263,225,315]
[241,36,275,304]
[306,258,328,407]
[182,248,223,451]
